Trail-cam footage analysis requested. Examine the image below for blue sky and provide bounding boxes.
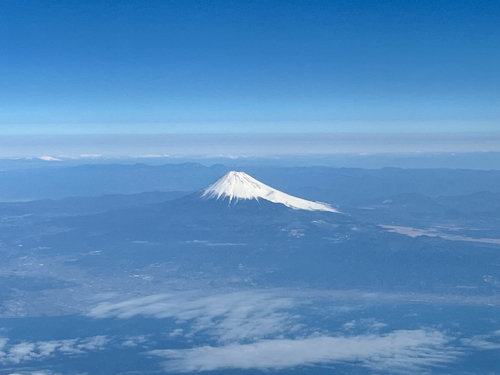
[1,0,499,135]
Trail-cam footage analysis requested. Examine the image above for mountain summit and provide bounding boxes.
[201,171,338,212]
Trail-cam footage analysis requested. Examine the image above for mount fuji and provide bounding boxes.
[200,171,338,212]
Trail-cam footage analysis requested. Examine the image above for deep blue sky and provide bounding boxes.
[1,0,499,134]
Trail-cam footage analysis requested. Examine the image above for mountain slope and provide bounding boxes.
[201,171,338,212]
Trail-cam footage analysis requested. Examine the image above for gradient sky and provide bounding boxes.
[1,0,499,135]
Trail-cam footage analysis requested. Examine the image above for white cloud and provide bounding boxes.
[88,291,295,343]
[169,329,184,338]
[0,337,8,356]
[461,331,500,350]
[0,336,108,365]
[342,318,387,332]
[79,154,102,158]
[151,329,459,373]
[86,291,500,374]
[8,343,37,364]
[37,156,61,161]
[122,335,147,347]
[76,335,108,351]
[35,341,61,357]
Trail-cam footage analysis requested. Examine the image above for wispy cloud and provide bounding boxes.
[88,291,295,343]
[0,336,108,365]
[461,330,500,350]
[151,329,461,373]
[86,290,500,373]
[122,335,148,348]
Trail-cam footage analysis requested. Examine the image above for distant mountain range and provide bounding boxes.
[2,163,500,203]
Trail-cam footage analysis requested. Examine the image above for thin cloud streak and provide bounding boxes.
[88,291,295,343]
[87,291,500,373]
[2,132,500,158]
[151,330,460,373]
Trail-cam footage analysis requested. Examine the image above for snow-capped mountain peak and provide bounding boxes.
[201,171,338,212]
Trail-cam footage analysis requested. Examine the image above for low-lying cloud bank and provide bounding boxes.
[85,290,500,373]
[151,329,458,372]
[0,336,108,365]
[88,291,295,343]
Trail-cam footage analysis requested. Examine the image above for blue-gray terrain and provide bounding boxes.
[1,162,500,375]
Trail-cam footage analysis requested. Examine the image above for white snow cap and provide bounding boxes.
[202,171,338,212]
